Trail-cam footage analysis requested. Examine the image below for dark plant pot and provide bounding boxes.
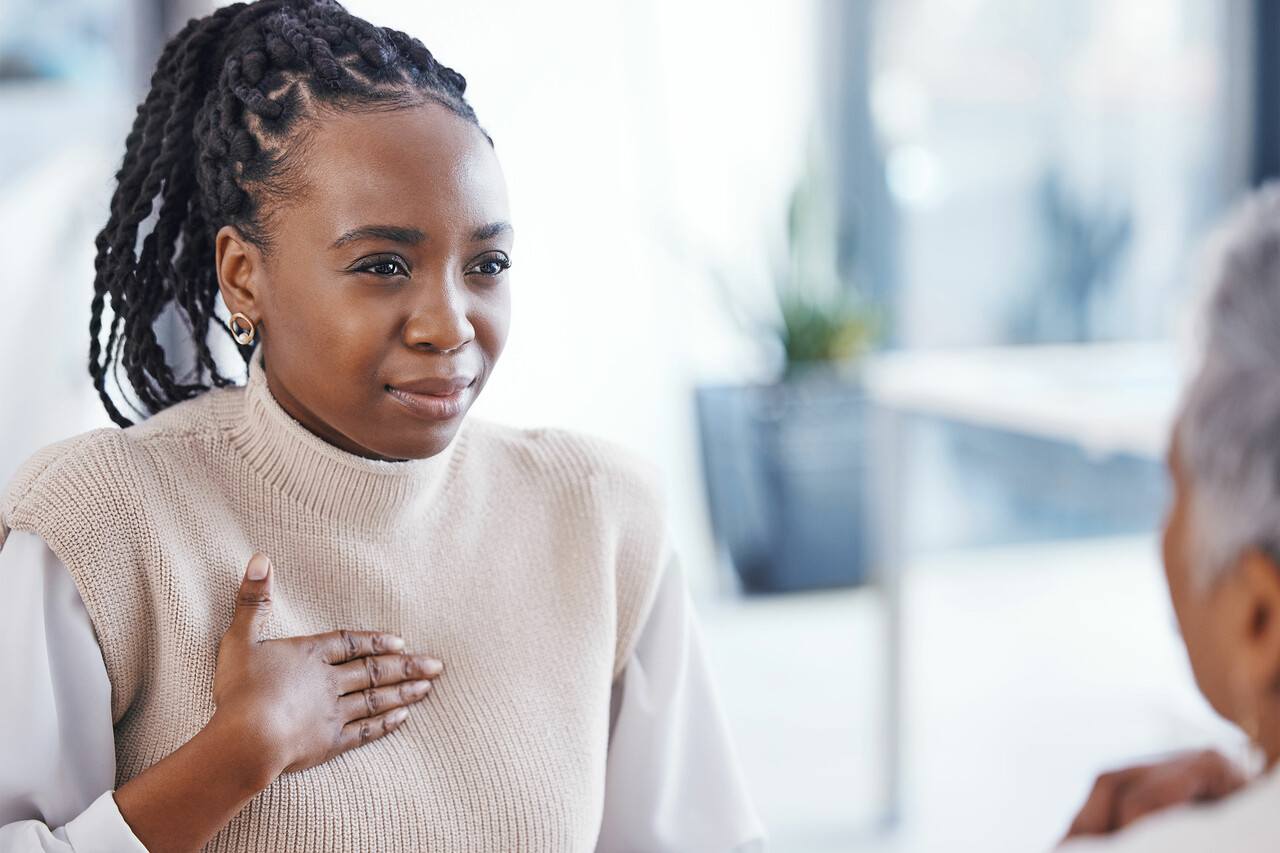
[696,373,871,593]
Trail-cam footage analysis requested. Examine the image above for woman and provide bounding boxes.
[0,2,765,851]
[1058,185,1280,850]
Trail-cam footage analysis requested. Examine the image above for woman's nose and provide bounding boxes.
[403,274,475,353]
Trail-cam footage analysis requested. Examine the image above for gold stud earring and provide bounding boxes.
[229,312,256,346]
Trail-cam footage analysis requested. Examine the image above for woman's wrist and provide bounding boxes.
[113,714,279,853]
[201,708,286,794]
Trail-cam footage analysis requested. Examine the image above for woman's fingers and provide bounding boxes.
[227,554,274,643]
[1064,750,1246,839]
[332,653,443,694]
[339,706,412,751]
[1113,750,1245,829]
[311,628,406,664]
[1065,764,1154,837]
[339,680,433,721]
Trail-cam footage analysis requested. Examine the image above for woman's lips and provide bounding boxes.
[386,381,474,420]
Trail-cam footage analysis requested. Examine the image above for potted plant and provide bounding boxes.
[696,161,879,594]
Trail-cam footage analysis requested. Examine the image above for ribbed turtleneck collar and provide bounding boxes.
[216,349,463,532]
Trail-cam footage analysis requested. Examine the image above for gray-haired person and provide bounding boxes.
[1058,185,1280,851]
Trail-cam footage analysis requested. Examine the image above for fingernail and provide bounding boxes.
[387,635,406,651]
[391,707,410,724]
[424,659,444,676]
[412,679,432,695]
[247,554,269,581]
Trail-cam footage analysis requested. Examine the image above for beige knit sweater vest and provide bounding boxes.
[0,355,666,852]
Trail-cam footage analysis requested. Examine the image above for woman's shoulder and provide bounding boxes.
[463,419,662,498]
[2,390,231,521]
[0,427,132,547]
[3,428,129,513]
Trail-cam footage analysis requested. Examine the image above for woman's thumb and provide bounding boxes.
[231,553,274,639]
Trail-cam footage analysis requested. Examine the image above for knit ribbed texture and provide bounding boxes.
[0,353,667,852]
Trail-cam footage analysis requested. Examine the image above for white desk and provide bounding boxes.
[863,341,1181,462]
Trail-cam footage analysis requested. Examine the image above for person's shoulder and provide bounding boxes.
[2,389,232,518]
[3,428,127,510]
[463,419,662,499]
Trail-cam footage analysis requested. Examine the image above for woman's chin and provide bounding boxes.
[357,420,467,462]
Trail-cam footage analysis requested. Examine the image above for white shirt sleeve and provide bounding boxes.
[595,549,768,853]
[0,530,147,853]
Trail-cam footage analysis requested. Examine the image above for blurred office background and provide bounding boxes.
[0,0,1272,850]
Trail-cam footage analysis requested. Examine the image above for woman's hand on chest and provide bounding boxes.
[210,553,444,781]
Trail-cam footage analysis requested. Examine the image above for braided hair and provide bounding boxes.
[90,0,485,427]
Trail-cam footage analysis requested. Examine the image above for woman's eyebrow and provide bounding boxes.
[472,221,513,242]
[329,222,511,249]
[329,225,426,250]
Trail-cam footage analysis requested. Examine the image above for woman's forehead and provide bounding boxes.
[292,102,508,238]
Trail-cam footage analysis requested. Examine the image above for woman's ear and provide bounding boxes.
[216,225,264,320]
[1232,547,1280,694]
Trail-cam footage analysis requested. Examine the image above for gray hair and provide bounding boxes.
[1178,183,1280,586]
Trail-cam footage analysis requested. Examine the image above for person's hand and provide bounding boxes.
[1063,749,1246,840]
[210,553,442,784]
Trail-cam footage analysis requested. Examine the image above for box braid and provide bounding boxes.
[89,0,486,427]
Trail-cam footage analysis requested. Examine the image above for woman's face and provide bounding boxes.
[1165,425,1280,765]
[1162,441,1236,719]
[217,100,512,461]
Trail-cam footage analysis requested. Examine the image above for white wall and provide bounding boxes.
[340,0,821,594]
[0,97,121,486]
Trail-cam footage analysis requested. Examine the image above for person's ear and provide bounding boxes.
[1232,546,1280,694]
[216,225,265,322]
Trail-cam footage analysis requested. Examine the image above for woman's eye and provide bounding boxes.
[357,256,409,277]
[468,255,512,277]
